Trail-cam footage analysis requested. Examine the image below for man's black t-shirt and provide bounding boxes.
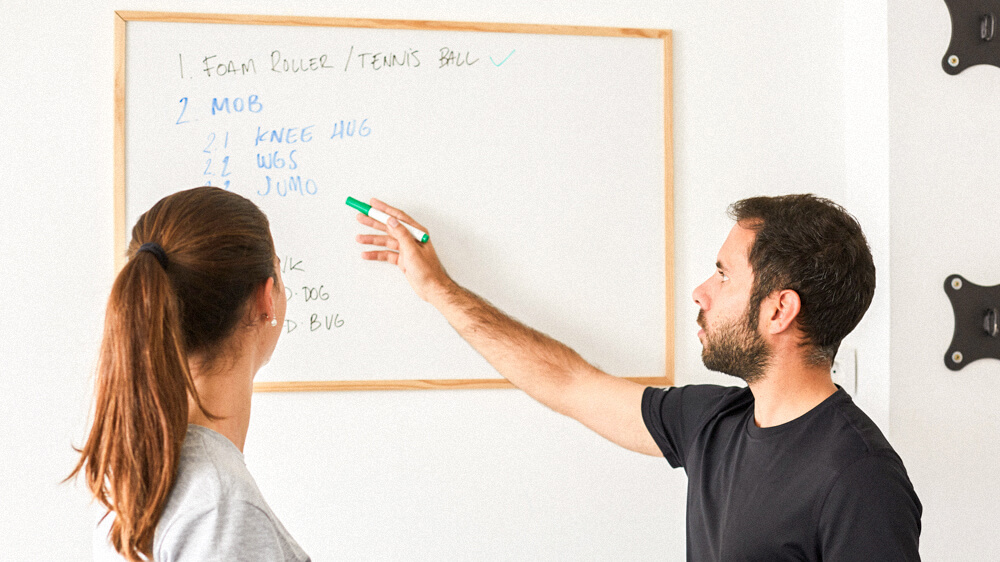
[642,385,921,561]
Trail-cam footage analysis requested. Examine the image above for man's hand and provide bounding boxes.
[354,198,661,457]
[355,198,454,304]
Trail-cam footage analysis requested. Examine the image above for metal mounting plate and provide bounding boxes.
[944,275,1000,370]
[942,0,1000,74]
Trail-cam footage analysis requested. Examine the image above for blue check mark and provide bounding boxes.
[490,50,516,66]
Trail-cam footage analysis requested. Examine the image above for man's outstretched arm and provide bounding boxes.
[355,198,661,457]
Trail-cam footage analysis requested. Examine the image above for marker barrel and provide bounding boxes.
[346,196,429,243]
[368,208,429,243]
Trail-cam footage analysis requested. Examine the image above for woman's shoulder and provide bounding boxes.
[169,425,263,503]
[153,426,310,560]
[156,426,268,538]
[154,497,308,562]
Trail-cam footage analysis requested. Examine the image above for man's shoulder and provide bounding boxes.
[644,384,754,428]
[824,392,899,459]
[793,391,912,497]
[675,383,753,416]
[651,383,752,407]
[817,431,922,558]
[641,384,753,467]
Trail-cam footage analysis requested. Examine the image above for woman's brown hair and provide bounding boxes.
[68,186,276,560]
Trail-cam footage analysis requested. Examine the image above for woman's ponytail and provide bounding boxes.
[70,248,198,560]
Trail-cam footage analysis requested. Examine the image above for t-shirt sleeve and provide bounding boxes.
[157,501,287,562]
[641,384,732,469]
[818,454,922,561]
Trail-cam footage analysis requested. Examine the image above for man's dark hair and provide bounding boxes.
[728,194,875,366]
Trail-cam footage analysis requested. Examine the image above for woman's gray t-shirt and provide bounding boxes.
[95,424,310,561]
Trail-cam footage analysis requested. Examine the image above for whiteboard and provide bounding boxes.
[115,12,673,391]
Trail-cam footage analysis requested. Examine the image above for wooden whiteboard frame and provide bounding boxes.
[114,11,674,392]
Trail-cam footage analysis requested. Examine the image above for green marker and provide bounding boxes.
[346,196,429,243]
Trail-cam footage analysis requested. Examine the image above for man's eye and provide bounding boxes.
[718,270,729,282]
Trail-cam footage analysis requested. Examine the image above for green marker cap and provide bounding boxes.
[345,196,371,215]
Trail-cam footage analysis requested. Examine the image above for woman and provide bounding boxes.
[69,187,309,561]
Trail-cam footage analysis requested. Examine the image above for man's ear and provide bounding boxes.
[763,289,801,335]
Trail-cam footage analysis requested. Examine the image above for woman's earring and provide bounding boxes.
[270,316,278,327]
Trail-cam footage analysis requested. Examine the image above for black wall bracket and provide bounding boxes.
[942,0,1000,74]
[944,275,1000,370]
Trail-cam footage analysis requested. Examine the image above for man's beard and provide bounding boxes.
[698,306,771,384]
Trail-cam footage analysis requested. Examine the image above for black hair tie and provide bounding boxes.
[138,242,169,269]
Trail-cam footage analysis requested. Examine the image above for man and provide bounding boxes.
[355,193,921,560]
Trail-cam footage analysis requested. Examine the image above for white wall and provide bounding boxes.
[888,1,1000,559]
[3,1,857,559]
[842,0,891,431]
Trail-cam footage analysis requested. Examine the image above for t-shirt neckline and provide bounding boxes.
[187,423,244,458]
[744,387,847,440]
